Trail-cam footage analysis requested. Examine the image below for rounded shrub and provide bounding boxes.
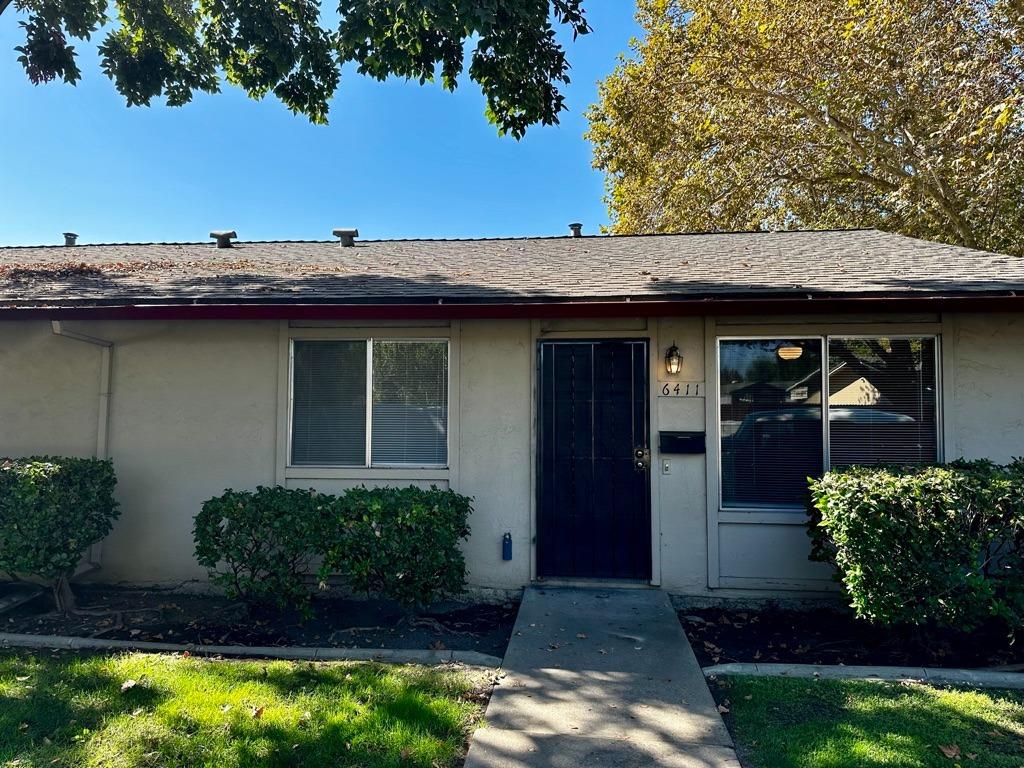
[320,485,472,608]
[808,460,1024,631]
[0,456,120,612]
[193,486,330,613]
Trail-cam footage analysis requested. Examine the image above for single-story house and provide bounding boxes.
[1,227,1022,598]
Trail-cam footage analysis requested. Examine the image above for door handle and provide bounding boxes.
[634,448,651,472]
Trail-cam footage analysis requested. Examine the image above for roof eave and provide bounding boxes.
[1,291,1023,320]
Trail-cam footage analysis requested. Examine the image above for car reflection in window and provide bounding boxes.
[721,407,917,507]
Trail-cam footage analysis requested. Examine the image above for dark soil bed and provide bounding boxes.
[681,606,1024,670]
[1,584,517,658]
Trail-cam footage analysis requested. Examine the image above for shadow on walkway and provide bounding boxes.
[465,587,740,767]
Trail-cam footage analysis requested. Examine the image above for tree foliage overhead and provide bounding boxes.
[4,0,589,136]
[587,0,1024,254]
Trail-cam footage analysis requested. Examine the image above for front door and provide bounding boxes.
[537,340,652,580]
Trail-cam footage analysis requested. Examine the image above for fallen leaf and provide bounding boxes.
[966,753,978,760]
[120,679,137,693]
[717,704,730,714]
[939,744,961,759]
[15,676,29,682]
[251,706,265,720]
[576,633,587,640]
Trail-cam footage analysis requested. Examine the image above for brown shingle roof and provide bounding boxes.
[0,229,1020,308]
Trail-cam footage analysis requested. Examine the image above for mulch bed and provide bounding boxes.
[681,606,1024,670]
[1,584,518,658]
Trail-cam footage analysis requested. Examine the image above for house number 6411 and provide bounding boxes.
[660,382,702,397]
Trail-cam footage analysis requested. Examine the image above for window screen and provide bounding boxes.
[291,340,367,466]
[827,337,938,467]
[719,339,824,508]
[371,341,449,466]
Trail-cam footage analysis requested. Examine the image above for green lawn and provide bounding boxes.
[716,676,1024,768]
[0,650,487,768]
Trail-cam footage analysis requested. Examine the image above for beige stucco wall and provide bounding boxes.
[0,321,281,582]
[457,320,533,590]
[0,322,102,458]
[0,310,1021,598]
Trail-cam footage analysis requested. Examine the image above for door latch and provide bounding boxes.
[633,447,651,472]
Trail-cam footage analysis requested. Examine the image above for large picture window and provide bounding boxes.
[290,339,449,467]
[718,336,939,510]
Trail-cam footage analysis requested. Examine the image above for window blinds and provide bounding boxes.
[827,337,938,467]
[290,339,448,467]
[371,341,448,466]
[291,340,367,466]
[719,339,824,508]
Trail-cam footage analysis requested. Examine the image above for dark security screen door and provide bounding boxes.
[537,340,651,580]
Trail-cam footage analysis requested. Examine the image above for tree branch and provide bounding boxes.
[724,79,981,247]
[0,0,14,16]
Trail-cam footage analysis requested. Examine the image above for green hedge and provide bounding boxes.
[194,485,472,612]
[193,486,329,613]
[808,460,1024,630]
[320,485,472,608]
[0,456,120,611]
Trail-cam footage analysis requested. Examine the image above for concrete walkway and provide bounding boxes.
[465,588,740,767]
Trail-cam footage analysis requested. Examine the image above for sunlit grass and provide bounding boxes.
[719,676,1024,768]
[0,650,486,767]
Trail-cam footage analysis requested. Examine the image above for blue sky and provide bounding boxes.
[0,3,641,246]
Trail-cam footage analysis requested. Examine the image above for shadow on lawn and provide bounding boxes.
[0,654,170,766]
[0,651,477,768]
[717,677,1024,768]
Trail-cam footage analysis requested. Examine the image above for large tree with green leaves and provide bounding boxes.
[587,0,1024,254]
[3,0,588,137]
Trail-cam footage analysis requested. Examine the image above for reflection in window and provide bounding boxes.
[719,339,823,508]
[827,337,937,467]
[372,341,449,466]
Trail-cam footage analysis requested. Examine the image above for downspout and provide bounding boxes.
[51,321,113,572]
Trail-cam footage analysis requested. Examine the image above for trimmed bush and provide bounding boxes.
[809,460,1024,631]
[193,486,329,613]
[321,485,472,608]
[0,456,120,612]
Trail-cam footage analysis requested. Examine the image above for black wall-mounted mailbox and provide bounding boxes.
[659,431,706,454]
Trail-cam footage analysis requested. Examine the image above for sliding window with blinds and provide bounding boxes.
[290,339,449,467]
[718,335,940,511]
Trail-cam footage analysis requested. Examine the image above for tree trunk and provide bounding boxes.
[52,575,76,614]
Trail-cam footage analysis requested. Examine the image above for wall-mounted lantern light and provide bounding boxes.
[665,342,683,375]
[777,343,804,361]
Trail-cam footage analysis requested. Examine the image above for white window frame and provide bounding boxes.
[715,333,942,513]
[287,337,451,470]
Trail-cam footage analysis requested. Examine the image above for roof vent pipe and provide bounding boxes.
[568,222,583,238]
[63,232,78,246]
[210,230,237,248]
[333,228,359,247]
